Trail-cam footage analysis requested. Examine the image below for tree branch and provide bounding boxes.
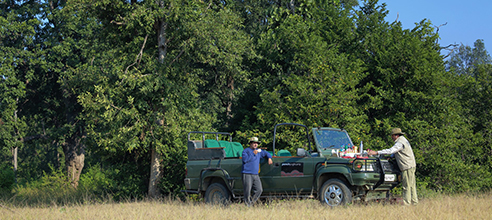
[434,22,447,44]
[124,34,149,75]
[111,103,122,111]
[110,15,127,26]
[441,43,459,59]
[169,47,185,67]
[110,20,125,25]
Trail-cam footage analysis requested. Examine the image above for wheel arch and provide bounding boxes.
[316,167,354,193]
[204,182,232,205]
[202,176,228,192]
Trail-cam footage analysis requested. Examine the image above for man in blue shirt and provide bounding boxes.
[242,137,272,206]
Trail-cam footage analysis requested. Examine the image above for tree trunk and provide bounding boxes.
[63,89,85,188]
[147,12,167,197]
[225,75,235,127]
[157,11,167,64]
[148,146,162,198]
[11,147,17,183]
[13,104,18,183]
[64,134,85,188]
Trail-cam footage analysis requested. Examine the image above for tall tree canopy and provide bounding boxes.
[1,0,491,198]
[0,0,40,179]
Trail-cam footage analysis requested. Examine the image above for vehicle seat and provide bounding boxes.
[277,149,291,156]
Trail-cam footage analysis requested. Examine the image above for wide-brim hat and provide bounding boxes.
[248,137,260,144]
[390,128,405,136]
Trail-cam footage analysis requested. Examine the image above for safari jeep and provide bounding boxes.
[183,123,401,206]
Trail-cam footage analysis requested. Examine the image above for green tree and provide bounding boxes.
[10,0,98,188]
[39,0,93,188]
[450,50,492,176]
[68,0,253,196]
[447,39,492,187]
[447,39,492,77]
[350,0,491,192]
[185,2,256,130]
[232,1,370,150]
[2,0,491,197]
[0,0,42,182]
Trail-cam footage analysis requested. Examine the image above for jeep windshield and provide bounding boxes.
[312,128,354,156]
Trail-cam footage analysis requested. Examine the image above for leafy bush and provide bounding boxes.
[107,166,147,200]
[79,163,147,201]
[78,165,114,196]
[158,148,187,197]
[13,166,77,206]
[0,164,15,192]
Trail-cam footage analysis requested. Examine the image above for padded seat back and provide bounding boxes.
[277,149,292,156]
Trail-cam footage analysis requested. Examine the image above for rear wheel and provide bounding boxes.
[319,178,352,206]
[204,183,231,205]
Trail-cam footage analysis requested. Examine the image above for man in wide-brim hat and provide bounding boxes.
[390,128,405,136]
[248,136,261,144]
[241,136,272,206]
[368,128,418,205]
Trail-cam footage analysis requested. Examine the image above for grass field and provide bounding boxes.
[1,193,492,220]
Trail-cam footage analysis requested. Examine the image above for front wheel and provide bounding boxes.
[204,183,231,205]
[319,178,352,207]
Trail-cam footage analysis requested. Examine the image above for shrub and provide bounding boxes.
[79,163,147,201]
[0,164,15,192]
[79,165,114,196]
[13,166,77,206]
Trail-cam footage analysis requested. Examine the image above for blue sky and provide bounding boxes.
[383,1,492,56]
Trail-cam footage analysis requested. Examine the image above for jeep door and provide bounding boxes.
[259,154,320,194]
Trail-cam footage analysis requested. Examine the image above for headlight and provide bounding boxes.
[353,160,376,172]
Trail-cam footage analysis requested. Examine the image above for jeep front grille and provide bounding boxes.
[381,161,395,172]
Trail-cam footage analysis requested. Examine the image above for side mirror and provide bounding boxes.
[297,148,306,157]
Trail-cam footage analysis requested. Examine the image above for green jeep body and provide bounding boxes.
[184,123,401,206]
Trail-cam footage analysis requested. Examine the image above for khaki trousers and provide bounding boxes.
[402,167,418,205]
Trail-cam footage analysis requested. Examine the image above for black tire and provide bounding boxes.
[319,178,352,207]
[204,183,231,205]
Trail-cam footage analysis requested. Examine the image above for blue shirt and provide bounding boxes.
[242,148,272,174]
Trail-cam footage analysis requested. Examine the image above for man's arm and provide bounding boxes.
[378,142,404,155]
[242,149,255,163]
[261,151,273,165]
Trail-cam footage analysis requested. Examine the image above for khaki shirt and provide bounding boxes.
[378,136,416,171]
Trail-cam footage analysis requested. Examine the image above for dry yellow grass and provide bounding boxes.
[1,193,492,220]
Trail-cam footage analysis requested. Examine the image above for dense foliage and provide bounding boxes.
[1,0,491,201]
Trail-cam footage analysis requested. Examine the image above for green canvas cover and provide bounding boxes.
[231,142,244,157]
[204,139,220,148]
